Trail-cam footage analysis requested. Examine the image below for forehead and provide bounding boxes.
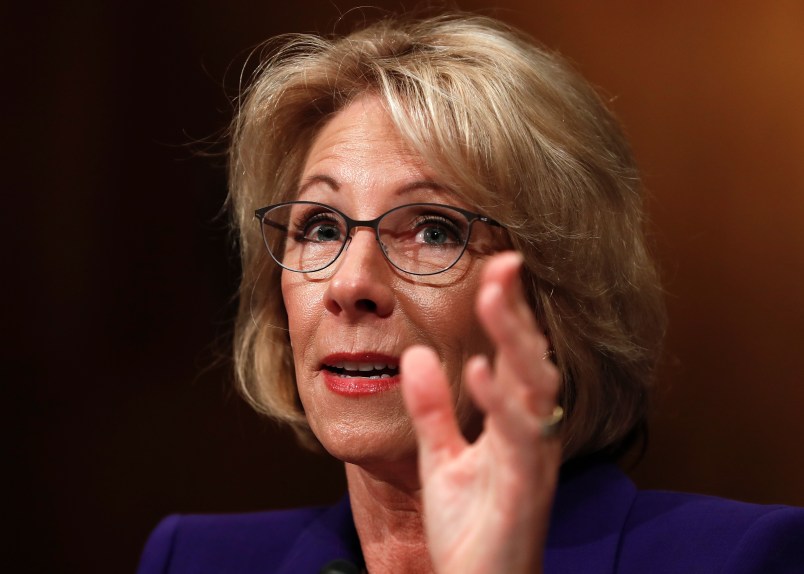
[298,96,435,196]
[305,96,415,162]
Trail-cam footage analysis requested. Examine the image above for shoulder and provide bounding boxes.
[619,489,804,573]
[547,461,804,574]
[136,506,331,574]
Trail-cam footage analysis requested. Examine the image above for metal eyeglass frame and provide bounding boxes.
[254,201,502,276]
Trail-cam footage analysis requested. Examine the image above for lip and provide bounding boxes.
[320,352,401,397]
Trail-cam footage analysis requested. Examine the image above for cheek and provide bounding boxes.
[414,276,490,438]
[281,272,319,357]
[449,276,486,339]
[407,271,492,362]
[280,272,297,332]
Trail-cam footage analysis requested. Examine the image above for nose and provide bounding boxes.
[323,228,395,318]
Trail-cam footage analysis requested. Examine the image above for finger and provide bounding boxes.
[476,253,559,412]
[485,290,560,415]
[464,354,526,439]
[463,354,499,415]
[481,251,542,333]
[477,252,544,351]
[465,353,546,441]
[401,345,466,474]
[466,353,563,468]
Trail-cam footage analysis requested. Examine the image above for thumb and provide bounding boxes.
[401,345,465,475]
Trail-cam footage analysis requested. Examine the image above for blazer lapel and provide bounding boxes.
[275,495,364,574]
[544,461,637,574]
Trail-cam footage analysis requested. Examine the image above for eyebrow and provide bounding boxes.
[397,180,451,195]
[297,175,339,196]
[296,175,451,197]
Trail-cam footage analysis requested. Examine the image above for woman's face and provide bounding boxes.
[282,95,498,468]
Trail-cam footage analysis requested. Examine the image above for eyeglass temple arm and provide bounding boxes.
[255,211,289,233]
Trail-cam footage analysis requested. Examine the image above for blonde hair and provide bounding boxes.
[229,12,666,459]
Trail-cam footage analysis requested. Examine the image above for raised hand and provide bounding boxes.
[401,251,562,574]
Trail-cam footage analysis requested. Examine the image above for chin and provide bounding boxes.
[309,413,418,468]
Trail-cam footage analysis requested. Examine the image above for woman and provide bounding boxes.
[138,12,803,573]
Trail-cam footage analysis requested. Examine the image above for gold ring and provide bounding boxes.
[540,405,564,439]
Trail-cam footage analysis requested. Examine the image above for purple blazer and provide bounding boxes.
[137,462,804,573]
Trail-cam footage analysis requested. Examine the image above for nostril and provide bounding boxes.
[355,299,377,312]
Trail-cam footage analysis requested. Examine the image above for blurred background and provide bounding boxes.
[6,1,803,571]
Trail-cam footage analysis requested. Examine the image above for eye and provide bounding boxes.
[412,215,463,246]
[292,210,344,243]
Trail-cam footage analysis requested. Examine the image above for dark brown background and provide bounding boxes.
[7,1,803,572]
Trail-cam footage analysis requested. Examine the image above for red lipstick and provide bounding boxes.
[320,352,401,397]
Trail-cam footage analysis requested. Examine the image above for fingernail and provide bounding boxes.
[511,251,524,265]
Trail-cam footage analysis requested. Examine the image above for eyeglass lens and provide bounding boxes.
[259,203,473,275]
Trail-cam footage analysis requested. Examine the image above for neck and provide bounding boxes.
[346,462,434,574]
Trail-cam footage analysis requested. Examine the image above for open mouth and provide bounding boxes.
[323,361,400,379]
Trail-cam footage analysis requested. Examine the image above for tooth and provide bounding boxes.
[374,363,386,370]
[344,361,358,371]
[381,373,390,378]
[358,364,373,372]
[331,362,344,369]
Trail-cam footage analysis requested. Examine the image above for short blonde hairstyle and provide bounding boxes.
[229,12,666,459]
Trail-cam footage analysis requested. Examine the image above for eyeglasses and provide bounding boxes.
[254,201,502,275]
